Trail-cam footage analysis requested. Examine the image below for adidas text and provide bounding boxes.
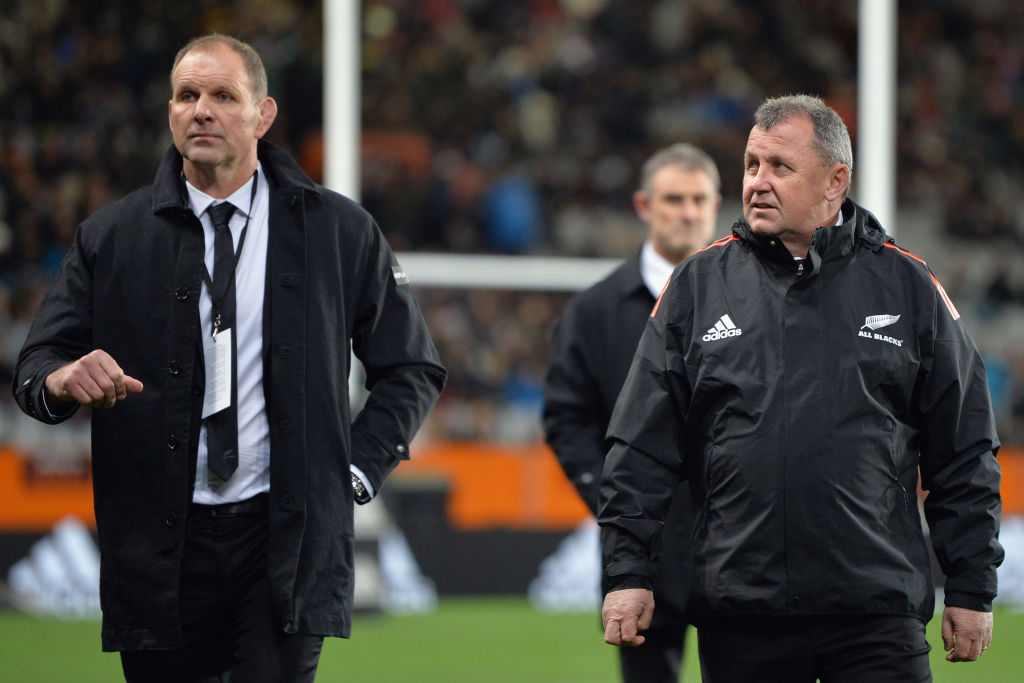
[702,314,742,342]
[703,328,742,341]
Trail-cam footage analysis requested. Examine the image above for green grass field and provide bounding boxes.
[1,598,1021,682]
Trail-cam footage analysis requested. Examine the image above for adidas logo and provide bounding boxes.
[702,314,742,342]
[6,516,100,619]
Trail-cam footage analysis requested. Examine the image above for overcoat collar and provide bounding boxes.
[150,140,321,215]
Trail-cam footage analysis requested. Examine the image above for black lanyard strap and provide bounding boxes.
[202,170,258,332]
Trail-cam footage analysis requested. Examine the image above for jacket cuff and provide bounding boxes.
[604,574,653,594]
[944,591,993,612]
[943,564,998,610]
[350,429,405,494]
[14,362,79,424]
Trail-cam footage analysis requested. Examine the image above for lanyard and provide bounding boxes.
[203,170,258,336]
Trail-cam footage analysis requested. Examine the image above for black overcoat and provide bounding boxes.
[543,250,691,622]
[13,141,446,651]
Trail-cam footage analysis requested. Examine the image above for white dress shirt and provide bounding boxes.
[186,167,271,504]
[184,166,374,504]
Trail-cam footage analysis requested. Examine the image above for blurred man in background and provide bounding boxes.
[544,143,721,682]
[599,94,1002,681]
[12,34,444,682]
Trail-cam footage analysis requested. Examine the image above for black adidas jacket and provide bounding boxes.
[598,199,1003,625]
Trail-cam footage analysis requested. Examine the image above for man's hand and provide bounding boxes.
[602,588,654,647]
[45,350,144,409]
[941,605,993,662]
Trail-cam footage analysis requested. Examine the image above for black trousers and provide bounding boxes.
[697,614,932,683]
[120,494,323,683]
[619,619,687,683]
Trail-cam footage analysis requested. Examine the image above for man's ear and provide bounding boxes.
[255,97,278,139]
[632,189,651,222]
[825,164,851,202]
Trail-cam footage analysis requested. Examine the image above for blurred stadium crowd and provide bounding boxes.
[1,0,1023,464]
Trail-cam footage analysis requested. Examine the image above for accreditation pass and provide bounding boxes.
[202,328,232,419]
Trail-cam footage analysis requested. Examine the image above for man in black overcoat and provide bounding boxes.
[13,34,445,682]
[544,143,721,682]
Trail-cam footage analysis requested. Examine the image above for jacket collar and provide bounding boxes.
[732,199,890,274]
[150,139,321,215]
[620,249,653,300]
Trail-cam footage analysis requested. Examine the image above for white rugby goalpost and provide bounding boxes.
[324,0,897,294]
[323,0,898,609]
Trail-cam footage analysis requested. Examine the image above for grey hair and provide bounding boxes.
[754,94,853,172]
[639,143,721,195]
[171,34,269,101]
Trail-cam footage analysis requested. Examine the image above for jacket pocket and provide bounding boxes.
[694,447,715,541]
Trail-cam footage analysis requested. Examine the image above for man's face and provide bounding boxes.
[742,115,844,241]
[633,166,720,264]
[169,43,272,179]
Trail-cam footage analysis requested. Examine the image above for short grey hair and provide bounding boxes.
[639,143,721,195]
[171,34,269,101]
[754,94,853,171]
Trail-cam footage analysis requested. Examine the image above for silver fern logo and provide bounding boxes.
[858,314,903,347]
[860,314,900,331]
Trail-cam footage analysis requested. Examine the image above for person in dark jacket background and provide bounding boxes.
[599,94,1002,682]
[12,34,445,683]
[544,143,721,682]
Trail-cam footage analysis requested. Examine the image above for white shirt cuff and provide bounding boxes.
[40,389,77,420]
[349,464,375,499]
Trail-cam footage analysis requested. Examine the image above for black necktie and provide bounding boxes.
[205,202,239,480]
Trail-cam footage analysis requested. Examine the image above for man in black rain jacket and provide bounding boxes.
[599,94,1002,682]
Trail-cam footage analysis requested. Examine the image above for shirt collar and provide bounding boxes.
[640,240,677,299]
[184,163,262,218]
